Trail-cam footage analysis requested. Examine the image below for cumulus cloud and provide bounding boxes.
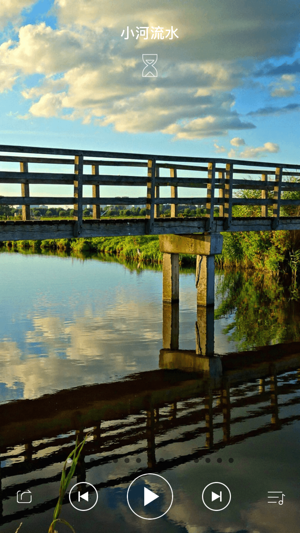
[54,0,300,61]
[1,0,300,138]
[230,137,245,146]
[239,141,279,159]
[0,0,37,29]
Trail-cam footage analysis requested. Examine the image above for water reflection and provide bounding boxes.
[1,304,300,530]
[0,254,300,532]
[215,270,300,349]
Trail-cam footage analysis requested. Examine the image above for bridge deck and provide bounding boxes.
[1,144,300,240]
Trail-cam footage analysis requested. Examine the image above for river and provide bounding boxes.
[0,251,299,533]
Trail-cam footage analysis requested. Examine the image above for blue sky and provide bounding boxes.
[0,0,300,193]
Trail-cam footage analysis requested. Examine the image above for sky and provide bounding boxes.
[1,0,300,172]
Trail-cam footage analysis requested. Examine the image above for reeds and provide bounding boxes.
[48,432,90,533]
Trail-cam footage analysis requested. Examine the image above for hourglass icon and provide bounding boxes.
[142,54,158,77]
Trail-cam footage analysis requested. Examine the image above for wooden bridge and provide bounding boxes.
[1,143,300,305]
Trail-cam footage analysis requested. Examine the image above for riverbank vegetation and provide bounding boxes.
[1,229,300,273]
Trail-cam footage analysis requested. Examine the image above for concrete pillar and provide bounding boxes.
[163,302,179,349]
[162,253,179,302]
[195,305,214,356]
[196,255,215,306]
[159,234,223,307]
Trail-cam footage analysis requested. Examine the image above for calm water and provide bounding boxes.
[0,251,300,533]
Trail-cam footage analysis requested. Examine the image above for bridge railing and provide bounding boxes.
[1,144,300,236]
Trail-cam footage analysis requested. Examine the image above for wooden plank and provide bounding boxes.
[0,156,73,165]
[20,162,30,221]
[170,168,178,217]
[272,167,283,229]
[74,155,83,237]
[92,165,100,219]
[146,159,156,233]
[1,144,300,169]
[224,163,233,228]
[154,167,160,218]
[0,171,148,186]
[0,197,75,205]
[154,197,207,205]
[232,198,273,206]
[206,162,216,230]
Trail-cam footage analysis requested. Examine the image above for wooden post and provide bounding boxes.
[261,173,268,217]
[24,441,33,462]
[154,166,160,218]
[146,407,156,469]
[93,422,101,443]
[92,164,100,219]
[205,388,213,449]
[162,253,179,302]
[146,158,156,233]
[224,163,233,229]
[74,155,83,237]
[169,402,177,421]
[206,162,216,231]
[259,378,265,394]
[170,167,178,218]
[272,167,282,229]
[218,170,224,217]
[20,161,30,221]
[76,429,86,482]
[222,381,230,443]
[270,373,279,427]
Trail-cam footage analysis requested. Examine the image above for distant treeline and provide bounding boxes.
[0,204,214,220]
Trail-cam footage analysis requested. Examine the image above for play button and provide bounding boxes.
[202,482,231,512]
[144,487,159,506]
[127,474,173,520]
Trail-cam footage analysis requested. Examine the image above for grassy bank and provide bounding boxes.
[1,229,300,273]
[0,236,196,266]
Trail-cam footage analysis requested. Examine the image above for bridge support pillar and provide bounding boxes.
[163,302,179,349]
[196,255,215,307]
[159,234,223,306]
[196,306,214,356]
[162,253,179,302]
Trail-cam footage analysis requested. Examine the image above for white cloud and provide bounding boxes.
[163,115,254,140]
[1,0,300,137]
[230,137,245,146]
[214,143,226,153]
[0,0,37,29]
[54,0,300,61]
[271,86,295,97]
[240,141,279,159]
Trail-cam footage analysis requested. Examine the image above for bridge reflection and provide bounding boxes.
[1,304,300,526]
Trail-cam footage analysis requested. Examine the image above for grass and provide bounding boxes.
[15,433,90,533]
